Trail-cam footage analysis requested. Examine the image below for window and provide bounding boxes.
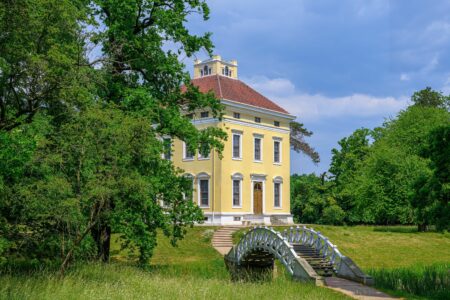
[186,113,194,119]
[254,138,262,161]
[255,117,261,123]
[274,121,280,127]
[274,182,281,207]
[232,133,242,159]
[163,138,171,160]
[274,140,281,163]
[184,142,194,160]
[231,173,243,207]
[199,179,209,207]
[200,111,209,118]
[203,65,210,76]
[233,112,240,119]
[233,180,241,206]
[234,216,241,221]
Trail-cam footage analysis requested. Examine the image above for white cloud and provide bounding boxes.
[244,76,409,122]
[400,73,410,81]
[354,0,390,18]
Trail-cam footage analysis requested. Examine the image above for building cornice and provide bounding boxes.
[221,98,296,120]
[223,118,290,134]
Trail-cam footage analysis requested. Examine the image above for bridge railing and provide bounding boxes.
[281,226,344,272]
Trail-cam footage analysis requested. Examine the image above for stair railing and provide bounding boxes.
[282,226,344,272]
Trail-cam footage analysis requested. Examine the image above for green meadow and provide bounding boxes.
[1,226,449,300]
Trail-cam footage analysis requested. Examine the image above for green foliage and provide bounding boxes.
[0,0,227,271]
[413,125,450,231]
[290,121,320,163]
[290,174,344,225]
[0,0,94,130]
[291,88,450,229]
[411,86,450,110]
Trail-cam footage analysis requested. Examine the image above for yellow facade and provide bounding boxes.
[172,57,294,225]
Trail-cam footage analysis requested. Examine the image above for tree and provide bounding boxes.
[290,121,320,164]
[290,174,344,225]
[329,128,371,222]
[411,87,450,110]
[0,0,227,272]
[0,0,93,131]
[343,105,449,225]
[87,0,227,262]
[413,125,450,231]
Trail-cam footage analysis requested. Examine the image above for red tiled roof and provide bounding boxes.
[185,75,290,114]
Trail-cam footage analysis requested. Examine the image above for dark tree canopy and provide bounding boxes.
[411,87,450,110]
[0,0,227,273]
[290,121,320,164]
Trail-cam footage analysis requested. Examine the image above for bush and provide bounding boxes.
[322,205,345,225]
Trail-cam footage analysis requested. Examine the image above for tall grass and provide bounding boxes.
[0,263,349,300]
[0,228,349,300]
[368,263,449,300]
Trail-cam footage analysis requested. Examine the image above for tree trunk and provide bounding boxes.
[418,223,428,232]
[92,223,111,262]
[60,220,97,277]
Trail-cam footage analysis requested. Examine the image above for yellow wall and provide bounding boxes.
[172,107,291,217]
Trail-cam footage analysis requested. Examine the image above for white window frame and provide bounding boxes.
[253,133,263,162]
[273,176,283,209]
[231,173,243,208]
[197,172,210,208]
[183,142,195,161]
[232,130,243,160]
[273,137,282,164]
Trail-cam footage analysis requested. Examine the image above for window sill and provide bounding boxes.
[273,207,283,210]
[273,162,282,166]
[183,158,194,162]
[198,157,210,161]
[253,160,263,163]
[199,205,210,209]
[232,205,243,209]
[232,157,242,161]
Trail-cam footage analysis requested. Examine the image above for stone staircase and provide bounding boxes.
[211,226,240,255]
[293,244,334,277]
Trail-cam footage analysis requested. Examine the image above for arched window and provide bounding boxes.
[197,172,210,207]
[273,176,283,208]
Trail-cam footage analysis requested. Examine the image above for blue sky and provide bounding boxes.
[187,0,450,174]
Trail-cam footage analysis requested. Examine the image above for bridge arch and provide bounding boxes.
[225,226,318,282]
[225,226,373,285]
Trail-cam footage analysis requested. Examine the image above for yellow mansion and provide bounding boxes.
[173,55,295,225]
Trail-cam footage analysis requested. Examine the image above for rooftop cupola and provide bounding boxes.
[194,55,238,79]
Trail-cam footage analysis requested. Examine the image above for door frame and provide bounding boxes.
[250,174,266,215]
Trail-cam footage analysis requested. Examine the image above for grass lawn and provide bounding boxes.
[1,225,448,299]
[235,225,450,299]
[0,227,349,300]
